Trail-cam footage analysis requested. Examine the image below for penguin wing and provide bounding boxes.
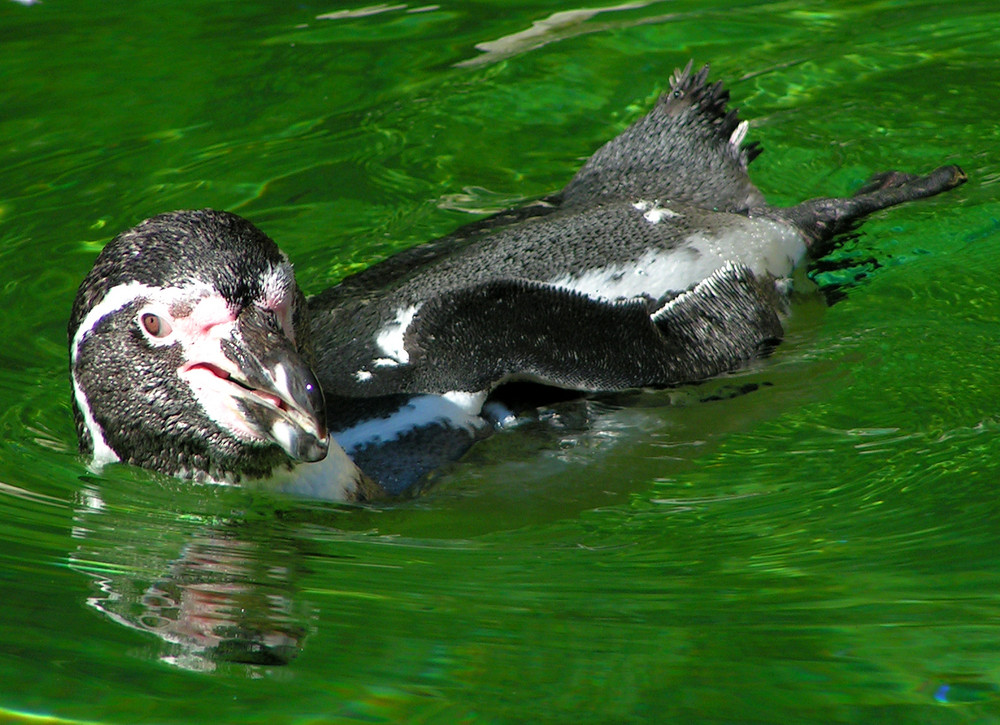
[559,62,765,213]
[397,262,784,395]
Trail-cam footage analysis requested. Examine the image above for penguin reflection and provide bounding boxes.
[71,479,310,669]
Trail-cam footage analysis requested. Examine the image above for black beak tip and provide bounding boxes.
[269,419,330,463]
[297,434,329,463]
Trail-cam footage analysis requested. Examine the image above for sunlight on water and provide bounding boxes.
[1,0,999,722]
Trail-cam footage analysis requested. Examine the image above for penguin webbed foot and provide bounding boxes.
[853,170,920,196]
[783,164,967,252]
[854,164,967,200]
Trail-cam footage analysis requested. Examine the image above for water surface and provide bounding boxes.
[1,0,999,722]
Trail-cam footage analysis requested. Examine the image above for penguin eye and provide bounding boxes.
[141,312,173,338]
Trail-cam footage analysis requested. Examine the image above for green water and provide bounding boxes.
[2,0,999,722]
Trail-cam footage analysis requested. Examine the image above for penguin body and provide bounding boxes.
[310,199,803,395]
[68,63,966,499]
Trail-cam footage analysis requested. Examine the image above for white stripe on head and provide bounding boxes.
[72,281,157,365]
[71,281,161,466]
[72,375,120,469]
[70,280,220,466]
[71,281,218,365]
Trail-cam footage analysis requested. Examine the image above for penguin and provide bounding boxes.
[68,62,966,501]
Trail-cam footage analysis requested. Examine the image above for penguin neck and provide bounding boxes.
[267,440,381,503]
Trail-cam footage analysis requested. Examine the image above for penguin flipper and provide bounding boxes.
[649,262,785,373]
[560,61,765,213]
[401,265,784,396]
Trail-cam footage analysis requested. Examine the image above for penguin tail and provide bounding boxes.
[559,61,766,213]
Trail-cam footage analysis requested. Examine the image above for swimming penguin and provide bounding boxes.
[69,62,966,500]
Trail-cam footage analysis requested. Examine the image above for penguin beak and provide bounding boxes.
[220,307,330,462]
[179,303,329,463]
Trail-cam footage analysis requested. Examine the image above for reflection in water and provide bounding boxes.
[63,378,786,671]
[70,481,312,670]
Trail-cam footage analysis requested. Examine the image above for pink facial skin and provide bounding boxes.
[170,291,293,442]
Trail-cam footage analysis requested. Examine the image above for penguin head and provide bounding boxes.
[69,209,329,481]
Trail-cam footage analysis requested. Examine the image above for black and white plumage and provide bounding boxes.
[68,213,345,482]
[69,63,966,500]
